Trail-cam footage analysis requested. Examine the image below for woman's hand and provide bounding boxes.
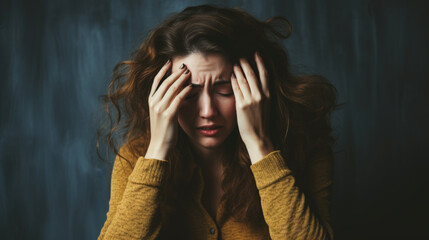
[145,61,192,161]
[231,52,274,164]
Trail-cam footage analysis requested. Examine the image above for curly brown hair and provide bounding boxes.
[97,4,340,235]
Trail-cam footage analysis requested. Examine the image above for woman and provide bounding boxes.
[97,4,338,240]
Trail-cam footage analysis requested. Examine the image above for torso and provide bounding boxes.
[201,175,224,220]
[200,160,225,220]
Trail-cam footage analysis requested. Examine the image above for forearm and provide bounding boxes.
[245,137,275,165]
[250,151,333,240]
[145,143,169,161]
[100,157,168,240]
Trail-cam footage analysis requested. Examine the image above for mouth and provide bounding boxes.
[196,125,222,130]
[197,125,222,136]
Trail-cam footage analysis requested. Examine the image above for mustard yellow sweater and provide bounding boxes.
[98,144,334,240]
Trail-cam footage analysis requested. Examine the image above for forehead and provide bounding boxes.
[172,53,232,82]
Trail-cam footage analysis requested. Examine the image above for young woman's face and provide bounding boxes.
[171,53,237,151]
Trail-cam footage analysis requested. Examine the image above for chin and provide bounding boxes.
[196,138,226,149]
[181,127,238,151]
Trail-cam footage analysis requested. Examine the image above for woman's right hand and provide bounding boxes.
[144,60,192,161]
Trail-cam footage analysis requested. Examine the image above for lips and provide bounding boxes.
[198,126,221,136]
[197,124,222,130]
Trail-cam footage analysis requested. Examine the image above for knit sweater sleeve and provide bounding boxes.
[250,150,334,240]
[98,145,168,240]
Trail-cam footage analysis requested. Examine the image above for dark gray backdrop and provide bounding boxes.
[1,0,428,239]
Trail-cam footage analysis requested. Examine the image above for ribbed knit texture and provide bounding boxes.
[98,145,334,240]
[128,157,168,186]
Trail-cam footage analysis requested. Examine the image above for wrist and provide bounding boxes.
[245,138,275,164]
[145,143,169,161]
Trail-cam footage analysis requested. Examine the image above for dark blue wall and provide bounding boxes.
[1,0,428,239]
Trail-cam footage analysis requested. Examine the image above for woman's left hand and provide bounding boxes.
[231,52,274,164]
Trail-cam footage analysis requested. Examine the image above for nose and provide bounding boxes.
[198,90,217,119]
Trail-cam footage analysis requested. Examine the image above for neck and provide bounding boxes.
[191,143,225,170]
[185,129,238,178]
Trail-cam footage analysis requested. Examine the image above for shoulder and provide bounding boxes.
[115,139,147,170]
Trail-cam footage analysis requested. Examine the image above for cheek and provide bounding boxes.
[218,98,236,120]
[178,104,194,128]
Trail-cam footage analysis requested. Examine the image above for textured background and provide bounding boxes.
[1,0,428,239]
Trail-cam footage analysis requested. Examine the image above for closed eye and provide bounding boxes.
[185,88,199,100]
[185,91,233,100]
[184,81,233,100]
[215,84,233,96]
[185,93,198,100]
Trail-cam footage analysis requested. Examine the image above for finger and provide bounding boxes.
[161,69,191,107]
[167,84,193,114]
[152,63,187,102]
[150,60,171,97]
[230,72,244,103]
[254,52,270,98]
[233,63,251,100]
[239,58,261,98]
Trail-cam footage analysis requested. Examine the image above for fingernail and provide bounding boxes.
[184,69,190,74]
[165,59,171,65]
[179,63,185,69]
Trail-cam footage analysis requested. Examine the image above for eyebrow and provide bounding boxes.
[190,79,231,88]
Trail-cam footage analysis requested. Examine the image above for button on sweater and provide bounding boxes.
[98,144,334,240]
